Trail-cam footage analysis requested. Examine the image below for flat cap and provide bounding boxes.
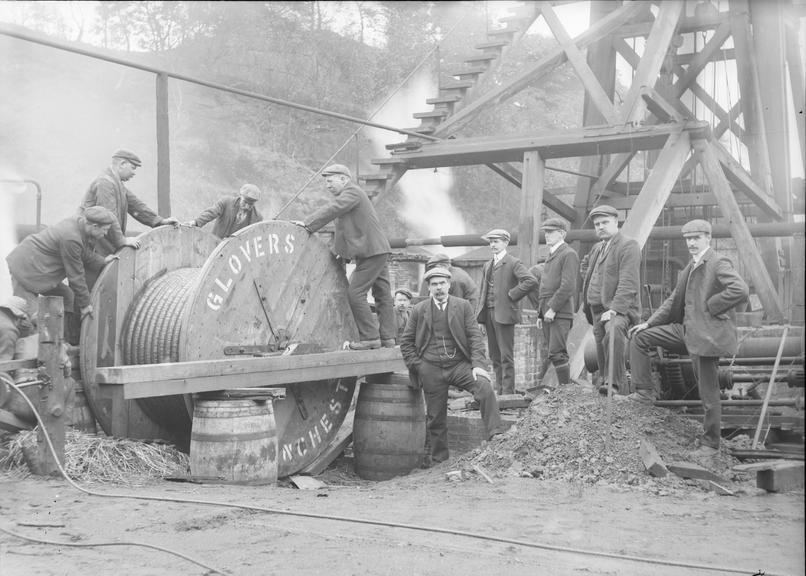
[112,149,142,167]
[84,205,116,226]
[481,228,511,242]
[426,252,451,268]
[321,164,352,179]
[239,183,261,201]
[541,217,568,232]
[394,288,413,299]
[0,296,29,319]
[681,219,712,236]
[589,205,619,220]
[423,267,452,283]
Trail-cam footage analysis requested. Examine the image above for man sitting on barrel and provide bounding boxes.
[400,267,505,467]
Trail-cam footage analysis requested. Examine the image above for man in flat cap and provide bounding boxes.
[581,205,641,396]
[535,218,580,387]
[394,287,413,344]
[80,149,178,257]
[628,219,748,459]
[5,207,120,344]
[401,267,505,466]
[418,252,479,312]
[476,228,538,395]
[184,184,264,238]
[298,164,395,350]
[0,296,33,373]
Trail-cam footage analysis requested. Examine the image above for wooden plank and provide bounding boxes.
[615,11,730,38]
[620,1,684,124]
[679,100,743,180]
[639,438,668,477]
[433,2,647,138]
[100,348,406,399]
[640,87,683,123]
[0,358,37,372]
[693,138,784,322]
[36,296,66,475]
[671,21,732,97]
[393,121,708,169]
[668,461,724,482]
[289,475,327,490]
[540,4,617,124]
[621,130,691,247]
[756,462,805,492]
[519,150,544,268]
[786,16,806,176]
[733,459,797,472]
[711,139,783,220]
[156,72,171,216]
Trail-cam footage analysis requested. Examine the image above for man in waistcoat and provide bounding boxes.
[184,184,264,238]
[400,267,504,466]
[581,205,641,396]
[628,219,748,458]
[476,228,538,395]
[536,218,580,387]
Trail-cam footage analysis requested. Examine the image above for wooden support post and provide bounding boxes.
[520,151,544,268]
[693,138,784,322]
[156,72,171,216]
[711,139,783,220]
[621,131,691,246]
[36,296,66,476]
[785,15,806,176]
[540,4,617,124]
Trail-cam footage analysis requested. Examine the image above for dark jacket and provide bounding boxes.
[418,265,479,312]
[400,296,487,388]
[581,232,641,324]
[6,215,106,309]
[538,242,579,320]
[194,195,263,238]
[81,166,163,250]
[476,253,537,325]
[304,182,390,260]
[648,249,748,356]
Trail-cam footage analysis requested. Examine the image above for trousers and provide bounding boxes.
[591,308,630,393]
[349,253,395,342]
[483,315,515,394]
[418,359,503,462]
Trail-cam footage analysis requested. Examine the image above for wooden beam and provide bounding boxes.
[96,348,407,399]
[679,100,743,179]
[393,121,708,169]
[640,86,683,122]
[620,1,684,124]
[432,1,647,138]
[711,139,783,220]
[540,3,618,124]
[156,73,171,216]
[486,162,577,222]
[621,130,691,246]
[693,138,783,322]
[36,296,66,475]
[520,151,545,267]
[785,14,806,176]
[615,11,730,38]
[669,48,735,66]
[671,21,732,96]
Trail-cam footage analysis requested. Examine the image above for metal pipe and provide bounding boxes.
[0,25,439,143]
[389,222,805,249]
[660,357,804,366]
[0,179,42,230]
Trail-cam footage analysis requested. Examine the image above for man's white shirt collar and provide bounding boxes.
[549,240,565,255]
[692,246,710,266]
[493,250,507,264]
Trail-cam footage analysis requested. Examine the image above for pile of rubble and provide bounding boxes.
[459,384,751,493]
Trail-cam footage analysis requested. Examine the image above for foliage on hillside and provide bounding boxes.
[0,1,584,237]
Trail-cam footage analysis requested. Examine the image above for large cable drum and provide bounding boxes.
[82,221,359,477]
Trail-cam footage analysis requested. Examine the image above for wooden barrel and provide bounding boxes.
[353,375,426,481]
[190,397,278,484]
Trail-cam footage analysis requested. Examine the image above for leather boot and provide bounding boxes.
[555,362,571,386]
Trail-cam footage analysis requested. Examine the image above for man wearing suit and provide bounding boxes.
[185,184,263,238]
[628,219,748,458]
[418,253,479,312]
[300,164,395,350]
[476,228,538,395]
[536,218,579,387]
[581,205,641,395]
[401,267,504,465]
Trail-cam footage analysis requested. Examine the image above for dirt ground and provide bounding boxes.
[1,452,804,576]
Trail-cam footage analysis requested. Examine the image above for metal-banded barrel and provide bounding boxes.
[81,221,359,476]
